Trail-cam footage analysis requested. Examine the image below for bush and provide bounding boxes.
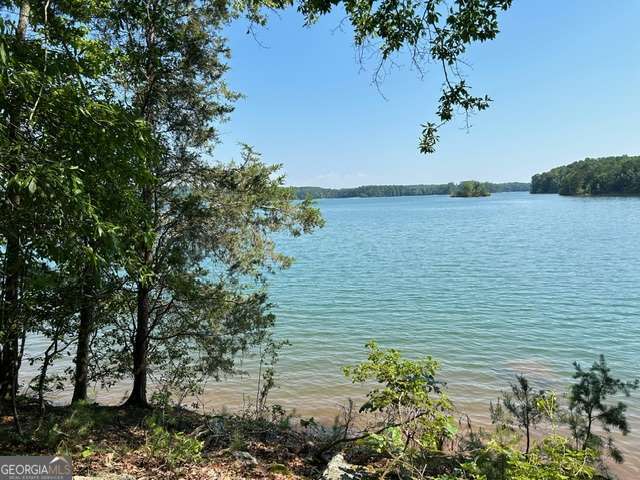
[460,435,598,480]
[143,417,203,468]
[345,341,456,454]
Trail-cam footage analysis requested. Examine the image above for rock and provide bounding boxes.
[321,453,361,480]
[232,450,258,466]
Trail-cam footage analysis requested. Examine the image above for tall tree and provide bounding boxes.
[0,0,155,413]
[0,0,30,421]
[94,0,321,406]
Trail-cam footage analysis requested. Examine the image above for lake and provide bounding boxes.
[24,192,640,475]
[221,192,639,474]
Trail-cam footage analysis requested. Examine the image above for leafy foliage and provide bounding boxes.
[448,391,599,480]
[297,0,512,152]
[450,180,490,197]
[459,435,598,480]
[0,0,156,413]
[0,0,322,415]
[344,341,456,457]
[41,401,117,455]
[144,417,204,468]
[531,155,640,195]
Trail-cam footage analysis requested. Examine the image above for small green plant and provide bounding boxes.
[567,354,638,462]
[144,417,203,468]
[229,428,247,452]
[492,375,545,454]
[462,390,598,480]
[80,445,96,458]
[359,426,405,456]
[344,340,456,468]
[269,403,292,429]
[42,401,113,455]
[460,436,597,480]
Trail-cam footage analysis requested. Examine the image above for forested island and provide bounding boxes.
[449,180,491,197]
[295,182,529,199]
[531,155,640,195]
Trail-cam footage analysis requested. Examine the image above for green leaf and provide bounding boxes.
[80,447,94,458]
[28,177,37,194]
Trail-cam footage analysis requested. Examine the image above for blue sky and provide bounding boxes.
[217,0,640,187]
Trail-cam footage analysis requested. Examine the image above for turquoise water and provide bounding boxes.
[265,192,639,402]
[23,191,640,474]
[240,192,639,472]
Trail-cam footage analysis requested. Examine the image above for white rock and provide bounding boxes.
[321,453,359,480]
[232,450,258,466]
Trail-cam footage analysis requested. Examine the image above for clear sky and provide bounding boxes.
[216,0,640,188]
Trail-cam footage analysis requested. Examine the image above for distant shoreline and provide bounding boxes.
[294,182,530,200]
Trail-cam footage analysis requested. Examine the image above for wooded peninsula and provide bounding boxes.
[531,155,640,195]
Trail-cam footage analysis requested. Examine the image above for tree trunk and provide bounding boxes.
[0,0,31,414]
[72,275,95,403]
[126,184,152,407]
[0,237,21,403]
[125,15,156,409]
[126,281,150,407]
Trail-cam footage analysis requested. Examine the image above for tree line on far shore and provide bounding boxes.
[531,155,640,195]
[295,182,529,199]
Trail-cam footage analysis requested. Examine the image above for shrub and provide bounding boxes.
[461,435,598,480]
[344,341,456,464]
[143,417,203,468]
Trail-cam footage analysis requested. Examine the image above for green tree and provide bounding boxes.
[0,1,146,412]
[0,0,31,425]
[89,0,323,406]
[497,375,545,454]
[450,180,490,197]
[0,0,156,418]
[567,354,638,463]
[531,155,640,195]
[91,0,242,406]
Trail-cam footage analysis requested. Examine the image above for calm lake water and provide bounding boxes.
[237,192,639,474]
[23,192,640,475]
